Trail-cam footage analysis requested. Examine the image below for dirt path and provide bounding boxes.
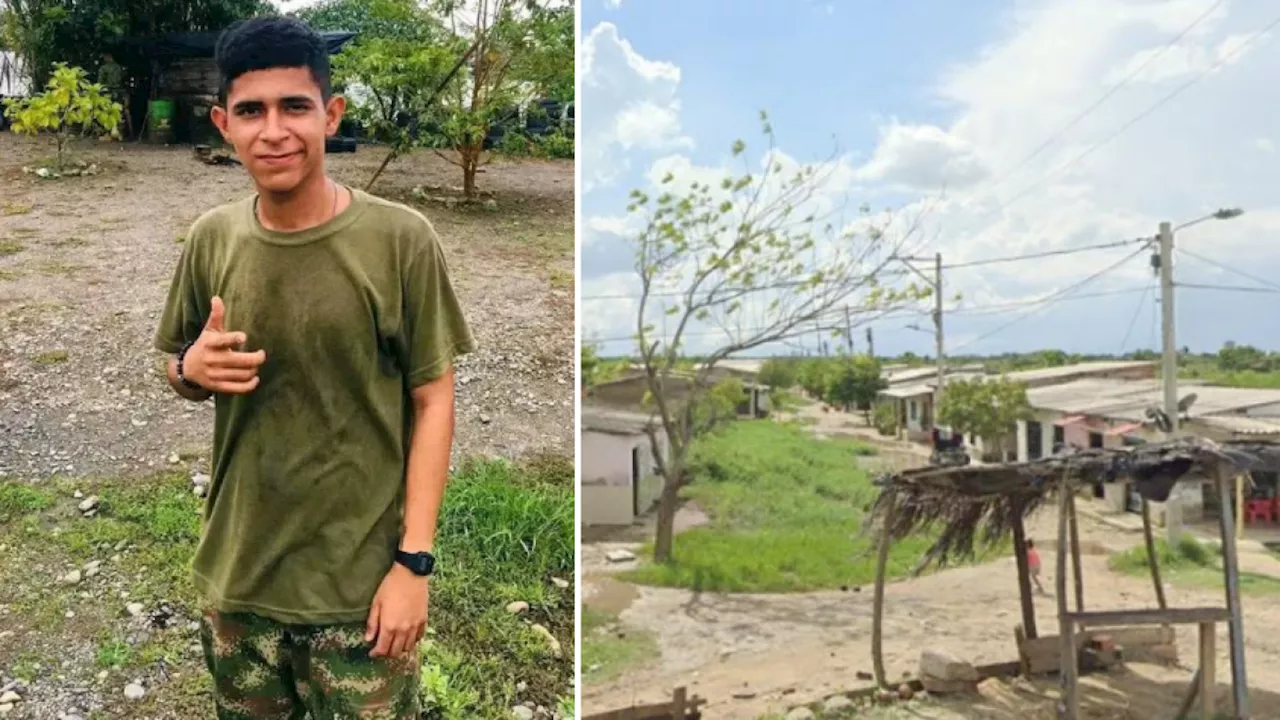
[582,505,1280,719]
[0,135,574,482]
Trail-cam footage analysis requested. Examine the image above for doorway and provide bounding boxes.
[631,446,641,518]
[1027,421,1043,460]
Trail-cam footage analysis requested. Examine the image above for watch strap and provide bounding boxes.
[395,549,436,576]
[176,341,204,391]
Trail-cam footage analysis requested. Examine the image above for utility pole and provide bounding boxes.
[866,326,875,359]
[934,252,945,404]
[844,306,854,354]
[1158,220,1182,543]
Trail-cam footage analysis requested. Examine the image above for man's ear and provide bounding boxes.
[325,94,346,137]
[210,105,231,142]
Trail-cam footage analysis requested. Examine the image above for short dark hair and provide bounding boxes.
[214,16,331,104]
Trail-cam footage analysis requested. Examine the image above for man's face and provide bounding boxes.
[210,67,344,194]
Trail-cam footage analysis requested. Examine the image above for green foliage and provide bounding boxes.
[3,62,121,169]
[873,402,897,436]
[937,377,1031,457]
[757,358,798,390]
[824,355,886,418]
[1110,535,1280,597]
[620,421,946,593]
[579,343,628,387]
[1,0,271,89]
[797,357,833,398]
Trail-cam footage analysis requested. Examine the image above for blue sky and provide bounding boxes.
[580,0,1280,358]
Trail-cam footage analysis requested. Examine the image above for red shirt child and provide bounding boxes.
[1027,539,1045,593]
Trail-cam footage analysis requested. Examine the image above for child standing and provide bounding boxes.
[1027,539,1046,594]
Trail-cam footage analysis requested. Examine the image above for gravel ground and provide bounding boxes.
[0,134,574,481]
[0,134,575,720]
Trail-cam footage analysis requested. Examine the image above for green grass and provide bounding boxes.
[621,421,1002,593]
[581,607,659,685]
[1,201,33,216]
[0,239,24,256]
[33,349,69,365]
[0,457,573,720]
[1109,535,1280,596]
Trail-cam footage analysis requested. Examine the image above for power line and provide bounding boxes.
[1175,247,1280,292]
[948,244,1150,353]
[964,10,1280,231]
[1118,282,1154,354]
[581,236,1148,301]
[1176,282,1280,294]
[979,0,1226,196]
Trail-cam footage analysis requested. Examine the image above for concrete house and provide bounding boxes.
[589,371,770,419]
[580,407,667,527]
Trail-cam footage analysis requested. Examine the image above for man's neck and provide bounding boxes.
[256,171,336,232]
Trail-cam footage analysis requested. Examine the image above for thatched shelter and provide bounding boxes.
[864,437,1280,720]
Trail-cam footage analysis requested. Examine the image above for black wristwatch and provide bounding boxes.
[395,550,436,577]
[176,341,204,391]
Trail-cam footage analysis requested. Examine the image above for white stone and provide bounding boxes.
[550,577,569,589]
[60,570,82,585]
[0,692,19,704]
[822,695,853,712]
[126,602,144,617]
[76,496,98,512]
[123,682,145,700]
[511,707,534,720]
[604,549,636,563]
[920,649,978,683]
[785,708,815,720]
[505,601,529,614]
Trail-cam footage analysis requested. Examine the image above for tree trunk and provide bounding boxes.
[653,476,679,563]
[461,144,481,199]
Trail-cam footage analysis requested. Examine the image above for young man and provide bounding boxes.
[154,16,474,719]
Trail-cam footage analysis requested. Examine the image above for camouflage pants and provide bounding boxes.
[199,609,420,720]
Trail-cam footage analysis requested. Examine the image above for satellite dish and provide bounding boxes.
[1178,393,1198,415]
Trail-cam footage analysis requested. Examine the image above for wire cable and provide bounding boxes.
[1118,282,1153,353]
[1176,247,1280,292]
[947,244,1150,353]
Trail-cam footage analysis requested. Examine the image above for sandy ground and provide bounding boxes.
[582,411,1280,719]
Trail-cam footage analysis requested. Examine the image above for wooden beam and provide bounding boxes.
[1236,473,1244,544]
[1056,473,1079,720]
[1140,498,1168,611]
[1011,499,1038,639]
[1067,607,1229,628]
[1068,491,1084,613]
[871,491,896,689]
[1216,468,1250,717]
[1199,622,1216,719]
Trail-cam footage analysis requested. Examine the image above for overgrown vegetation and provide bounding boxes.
[0,456,574,719]
[620,421,1001,593]
[1110,535,1280,596]
[936,377,1031,460]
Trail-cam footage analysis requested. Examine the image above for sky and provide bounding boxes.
[579,0,1280,359]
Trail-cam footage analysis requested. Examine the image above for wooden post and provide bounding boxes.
[1216,468,1249,717]
[1236,473,1245,544]
[1198,622,1216,719]
[1056,473,1079,720]
[872,492,897,689]
[1011,497,1038,639]
[1067,491,1084,613]
[672,686,688,719]
[1140,499,1168,610]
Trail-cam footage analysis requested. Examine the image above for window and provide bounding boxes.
[909,401,918,421]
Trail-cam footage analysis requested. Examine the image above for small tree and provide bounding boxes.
[3,62,120,170]
[629,114,933,563]
[797,358,833,400]
[825,354,885,420]
[756,358,797,390]
[937,377,1032,460]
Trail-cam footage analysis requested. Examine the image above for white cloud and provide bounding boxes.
[604,0,623,7]
[854,123,989,190]
[580,23,693,191]
[584,0,1280,354]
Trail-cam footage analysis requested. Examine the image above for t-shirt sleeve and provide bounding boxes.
[403,227,476,387]
[154,238,207,355]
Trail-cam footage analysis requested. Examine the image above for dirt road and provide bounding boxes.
[583,504,1280,719]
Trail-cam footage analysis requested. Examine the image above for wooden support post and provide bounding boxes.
[1011,497,1038,639]
[1236,473,1245,545]
[1068,491,1084,613]
[1176,668,1202,720]
[1140,499,1168,610]
[1056,473,1079,720]
[672,686,688,719]
[1198,622,1216,719]
[872,492,897,689]
[1216,469,1249,717]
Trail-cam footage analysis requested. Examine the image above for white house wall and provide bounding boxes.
[580,429,666,527]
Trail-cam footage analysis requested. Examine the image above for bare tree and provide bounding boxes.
[628,113,935,563]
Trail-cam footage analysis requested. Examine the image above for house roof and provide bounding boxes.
[1195,416,1280,437]
[581,407,656,436]
[1028,378,1280,423]
[880,384,934,399]
[1002,360,1155,384]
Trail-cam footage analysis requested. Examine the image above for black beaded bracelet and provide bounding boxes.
[176,341,204,391]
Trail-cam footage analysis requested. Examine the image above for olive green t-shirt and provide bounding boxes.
[155,187,475,625]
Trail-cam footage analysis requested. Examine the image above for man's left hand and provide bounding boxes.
[366,564,429,658]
